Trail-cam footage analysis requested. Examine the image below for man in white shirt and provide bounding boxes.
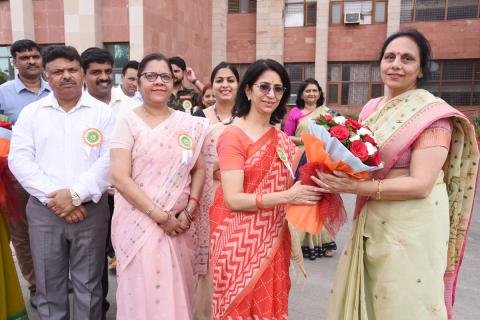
[8,45,114,320]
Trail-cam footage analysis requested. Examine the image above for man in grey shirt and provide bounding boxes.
[0,39,50,308]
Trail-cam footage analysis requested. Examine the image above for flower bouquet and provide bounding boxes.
[0,114,20,222]
[286,114,383,235]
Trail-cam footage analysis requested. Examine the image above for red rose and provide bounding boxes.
[329,125,350,141]
[345,118,362,130]
[366,152,382,166]
[324,114,334,121]
[363,134,377,146]
[350,140,369,161]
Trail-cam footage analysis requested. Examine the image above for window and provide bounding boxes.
[327,62,383,106]
[423,60,480,106]
[0,46,14,82]
[400,0,479,21]
[232,63,250,81]
[330,0,387,25]
[228,0,256,13]
[284,0,317,27]
[285,63,315,104]
[104,43,129,85]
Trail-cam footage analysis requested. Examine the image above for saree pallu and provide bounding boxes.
[111,111,209,320]
[210,128,295,319]
[324,89,479,320]
[294,105,331,138]
[0,213,28,320]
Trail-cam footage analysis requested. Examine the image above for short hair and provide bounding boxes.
[378,28,431,86]
[42,45,81,68]
[295,78,325,109]
[10,39,41,59]
[122,60,139,75]
[210,62,240,84]
[138,52,173,80]
[80,47,114,72]
[168,56,186,71]
[234,59,291,125]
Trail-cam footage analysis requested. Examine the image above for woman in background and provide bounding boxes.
[192,62,239,320]
[192,84,216,115]
[283,78,338,260]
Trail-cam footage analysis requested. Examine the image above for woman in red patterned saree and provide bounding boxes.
[209,59,322,319]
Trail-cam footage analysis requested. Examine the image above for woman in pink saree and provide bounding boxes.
[315,30,478,319]
[110,53,209,319]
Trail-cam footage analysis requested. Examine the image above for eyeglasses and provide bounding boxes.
[141,72,173,83]
[253,82,286,98]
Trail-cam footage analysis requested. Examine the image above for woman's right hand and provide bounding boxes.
[151,209,186,236]
[286,181,323,205]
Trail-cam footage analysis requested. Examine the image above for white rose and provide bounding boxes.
[365,142,377,156]
[333,116,346,125]
[357,127,372,136]
[349,134,361,142]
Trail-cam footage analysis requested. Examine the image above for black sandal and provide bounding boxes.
[308,247,317,260]
[315,246,324,258]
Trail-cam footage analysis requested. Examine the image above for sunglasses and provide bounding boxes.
[253,82,286,98]
[141,72,173,83]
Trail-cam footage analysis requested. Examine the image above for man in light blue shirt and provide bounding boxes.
[0,39,50,309]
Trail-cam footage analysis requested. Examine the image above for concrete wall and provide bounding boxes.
[0,1,12,44]
[226,13,256,63]
[284,26,316,62]
[32,0,64,44]
[102,0,129,43]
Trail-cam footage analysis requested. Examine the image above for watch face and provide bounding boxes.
[72,198,82,206]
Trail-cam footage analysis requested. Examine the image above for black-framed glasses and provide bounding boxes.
[141,72,173,83]
[253,82,286,98]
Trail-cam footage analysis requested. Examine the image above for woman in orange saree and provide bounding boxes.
[209,59,322,319]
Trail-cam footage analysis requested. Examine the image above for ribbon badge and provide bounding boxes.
[178,133,194,164]
[182,100,193,111]
[277,147,295,179]
[83,128,103,158]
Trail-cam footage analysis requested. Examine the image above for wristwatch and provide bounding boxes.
[70,189,82,207]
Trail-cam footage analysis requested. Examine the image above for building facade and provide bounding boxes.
[1,0,479,116]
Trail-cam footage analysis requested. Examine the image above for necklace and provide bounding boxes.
[213,104,234,124]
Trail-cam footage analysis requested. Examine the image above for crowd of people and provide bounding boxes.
[0,28,478,320]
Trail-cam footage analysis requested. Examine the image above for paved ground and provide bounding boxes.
[18,183,480,319]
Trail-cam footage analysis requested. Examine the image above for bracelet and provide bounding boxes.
[182,208,194,223]
[375,180,383,200]
[145,204,156,216]
[189,196,200,207]
[256,193,266,210]
[158,211,172,225]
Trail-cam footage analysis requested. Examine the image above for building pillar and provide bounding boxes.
[10,0,35,41]
[387,0,401,36]
[63,0,102,53]
[315,0,329,93]
[256,0,284,62]
[128,0,144,60]
[211,0,227,68]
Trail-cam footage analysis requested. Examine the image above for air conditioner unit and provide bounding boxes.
[344,12,361,24]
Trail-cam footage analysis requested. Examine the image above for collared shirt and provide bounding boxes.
[110,85,142,116]
[0,74,50,123]
[8,92,115,204]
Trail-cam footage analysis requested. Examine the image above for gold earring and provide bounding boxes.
[418,73,423,79]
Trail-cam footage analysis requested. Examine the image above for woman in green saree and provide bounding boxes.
[283,78,338,260]
[314,29,478,320]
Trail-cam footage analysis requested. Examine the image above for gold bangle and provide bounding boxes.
[375,180,383,200]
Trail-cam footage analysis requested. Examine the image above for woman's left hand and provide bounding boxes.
[176,210,191,231]
[311,170,359,194]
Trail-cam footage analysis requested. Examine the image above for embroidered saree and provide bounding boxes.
[111,111,209,320]
[210,126,296,319]
[324,89,479,320]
